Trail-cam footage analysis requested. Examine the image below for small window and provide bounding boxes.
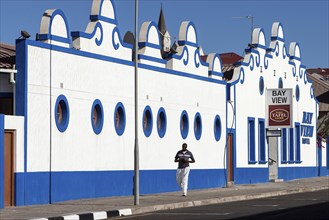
[180,110,189,139]
[214,115,221,141]
[55,95,70,132]
[259,76,264,95]
[296,85,300,102]
[142,105,153,137]
[194,112,202,140]
[91,99,104,135]
[114,102,126,136]
[258,119,266,163]
[157,107,167,138]
[278,77,283,88]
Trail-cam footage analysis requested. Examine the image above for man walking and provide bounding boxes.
[175,143,195,196]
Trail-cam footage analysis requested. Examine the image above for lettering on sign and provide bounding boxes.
[301,111,314,145]
[266,88,292,128]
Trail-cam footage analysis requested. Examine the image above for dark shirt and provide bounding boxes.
[175,150,195,169]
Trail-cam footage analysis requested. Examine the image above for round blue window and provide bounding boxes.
[259,76,264,95]
[142,105,153,137]
[91,99,104,135]
[55,95,70,132]
[114,102,126,136]
[157,107,167,138]
[180,110,189,139]
[296,85,300,102]
[194,112,202,140]
[214,115,221,141]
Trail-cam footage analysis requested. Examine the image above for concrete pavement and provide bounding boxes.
[0,176,328,220]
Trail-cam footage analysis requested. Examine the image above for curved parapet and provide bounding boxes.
[138,21,166,68]
[70,0,132,60]
[38,9,71,48]
[206,53,223,79]
[167,21,208,76]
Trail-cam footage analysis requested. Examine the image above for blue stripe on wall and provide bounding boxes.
[14,169,225,205]
[0,114,4,208]
[278,167,318,181]
[234,167,268,184]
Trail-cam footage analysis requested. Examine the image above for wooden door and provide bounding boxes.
[227,133,234,182]
[4,131,14,206]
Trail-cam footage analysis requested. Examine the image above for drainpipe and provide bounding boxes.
[0,65,17,114]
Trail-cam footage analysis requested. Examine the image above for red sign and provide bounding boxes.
[268,105,290,126]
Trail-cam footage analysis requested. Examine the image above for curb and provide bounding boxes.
[30,186,328,220]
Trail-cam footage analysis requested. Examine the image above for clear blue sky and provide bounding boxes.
[0,0,328,68]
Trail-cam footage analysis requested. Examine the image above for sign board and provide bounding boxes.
[266,129,282,137]
[266,88,293,128]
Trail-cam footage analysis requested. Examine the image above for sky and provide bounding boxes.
[0,0,328,68]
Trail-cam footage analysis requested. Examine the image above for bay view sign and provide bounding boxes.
[266,88,293,128]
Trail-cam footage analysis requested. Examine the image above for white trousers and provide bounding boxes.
[176,167,190,195]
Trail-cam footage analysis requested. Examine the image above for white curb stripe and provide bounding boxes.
[93,211,108,219]
[63,214,80,220]
[119,208,132,216]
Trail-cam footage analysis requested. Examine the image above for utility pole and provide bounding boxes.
[134,0,140,206]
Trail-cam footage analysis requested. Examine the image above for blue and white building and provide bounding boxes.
[0,0,328,208]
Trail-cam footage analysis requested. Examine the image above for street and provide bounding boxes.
[113,189,329,220]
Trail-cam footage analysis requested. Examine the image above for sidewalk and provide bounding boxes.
[1,176,328,220]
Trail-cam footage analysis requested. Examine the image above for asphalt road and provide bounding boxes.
[113,189,329,220]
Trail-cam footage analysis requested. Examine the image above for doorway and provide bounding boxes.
[4,131,15,206]
[227,133,234,183]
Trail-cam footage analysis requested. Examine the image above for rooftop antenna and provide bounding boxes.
[233,15,254,43]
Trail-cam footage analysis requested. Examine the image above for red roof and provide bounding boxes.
[0,43,16,69]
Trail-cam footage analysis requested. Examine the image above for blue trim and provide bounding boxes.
[180,110,189,139]
[138,54,167,64]
[54,95,70,133]
[114,102,126,136]
[295,123,301,162]
[38,9,71,44]
[278,167,319,181]
[14,169,227,206]
[289,128,294,163]
[89,15,118,25]
[25,40,227,86]
[248,117,256,164]
[214,115,222,142]
[0,114,4,208]
[208,71,223,77]
[138,42,161,50]
[234,167,268,184]
[258,118,266,163]
[142,105,153,137]
[91,99,104,135]
[72,22,104,46]
[156,107,167,138]
[281,128,288,163]
[271,36,285,42]
[194,112,202,140]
